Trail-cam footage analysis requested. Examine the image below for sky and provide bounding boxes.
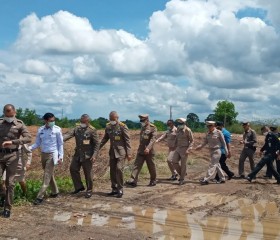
[0,0,280,122]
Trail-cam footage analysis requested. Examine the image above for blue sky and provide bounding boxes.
[0,0,169,48]
[0,0,280,122]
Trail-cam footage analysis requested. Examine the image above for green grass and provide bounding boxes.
[13,177,75,205]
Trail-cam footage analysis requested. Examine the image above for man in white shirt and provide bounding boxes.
[29,113,63,205]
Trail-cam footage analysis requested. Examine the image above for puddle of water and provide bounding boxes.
[52,195,280,240]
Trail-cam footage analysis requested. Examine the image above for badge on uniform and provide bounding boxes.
[115,136,121,141]
[83,140,90,145]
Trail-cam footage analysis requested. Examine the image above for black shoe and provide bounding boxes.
[2,209,10,218]
[71,187,85,194]
[116,191,123,198]
[216,180,226,184]
[200,180,209,185]
[33,198,43,205]
[168,174,178,181]
[125,181,137,188]
[0,197,5,208]
[178,180,185,185]
[263,175,272,179]
[148,181,156,187]
[107,191,118,196]
[85,192,92,198]
[246,176,252,182]
[228,174,234,180]
[49,193,59,198]
[233,175,245,179]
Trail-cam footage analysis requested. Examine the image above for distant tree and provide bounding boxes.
[124,120,141,130]
[214,100,238,126]
[89,117,108,129]
[56,117,76,128]
[186,113,200,128]
[16,108,41,126]
[153,120,167,131]
[205,114,216,122]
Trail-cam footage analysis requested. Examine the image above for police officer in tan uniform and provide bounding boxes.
[172,118,194,185]
[63,114,99,198]
[156,119,178,180]
[1,144,32,199]
[99,111,132,198]
[0,104,31,218]
[126,114,157,187]
[237,122,257,178]
[195,121,228,185]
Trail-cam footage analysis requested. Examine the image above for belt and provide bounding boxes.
[0,148,18,153]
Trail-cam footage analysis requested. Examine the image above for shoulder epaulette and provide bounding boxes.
[106,122,111,126]
[119,122,126,127]
[89,125,96,130]
[16,119,23,123]
[150,123,155,127]
[75,123,80,126]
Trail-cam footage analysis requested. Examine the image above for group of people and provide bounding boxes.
[0,104,280,219]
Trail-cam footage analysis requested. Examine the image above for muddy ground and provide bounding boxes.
[1,127,280,240]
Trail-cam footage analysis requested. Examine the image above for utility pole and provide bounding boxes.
[61,108,64,119]
[170,106,173,120]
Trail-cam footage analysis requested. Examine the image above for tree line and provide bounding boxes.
[1,101,275,133]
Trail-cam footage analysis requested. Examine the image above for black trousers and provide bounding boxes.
[248,154,280,181]
[265,158,280,177]
[215,154,234,180]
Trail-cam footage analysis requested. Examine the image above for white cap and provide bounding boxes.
[205,121,216,126]
[176,118,186,123]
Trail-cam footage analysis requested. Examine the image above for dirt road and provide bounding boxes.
[1,129,280,239]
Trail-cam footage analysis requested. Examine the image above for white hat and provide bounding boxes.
[176,118,186,123]
[205,121,216,126]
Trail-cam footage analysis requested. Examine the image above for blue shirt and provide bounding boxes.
[31,125,64,161]
[221,128,231,154]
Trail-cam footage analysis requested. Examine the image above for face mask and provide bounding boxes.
[80,123,87,128]
[4,117,15,123]
[177,124,185,129]
[48,121,55,128]
[263,132,268,136]
[110,121,117,125]
[140,122,146,127]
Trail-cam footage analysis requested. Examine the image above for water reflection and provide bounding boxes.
[52,197,280,239]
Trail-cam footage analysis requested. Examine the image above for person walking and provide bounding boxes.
[156,119,178,181]
[99,111,131,198]
[236,122,257,179]
[0,104,31,218]
[64,114,99,198]
[215,121,234,181]
[246,125,280,183]
[172,118,194,185]
[126,114,157,187]
[30,113,63,205]
[195,121,228,185]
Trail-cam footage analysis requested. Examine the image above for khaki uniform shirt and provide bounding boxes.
[200,128,228,154]
[0,118,31,149]
[175,126,194,149]
[157,126,177,149]
[138,123,157,155]
[99,122,131,159]
[243,128,257,149]
[64,124,100,161]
